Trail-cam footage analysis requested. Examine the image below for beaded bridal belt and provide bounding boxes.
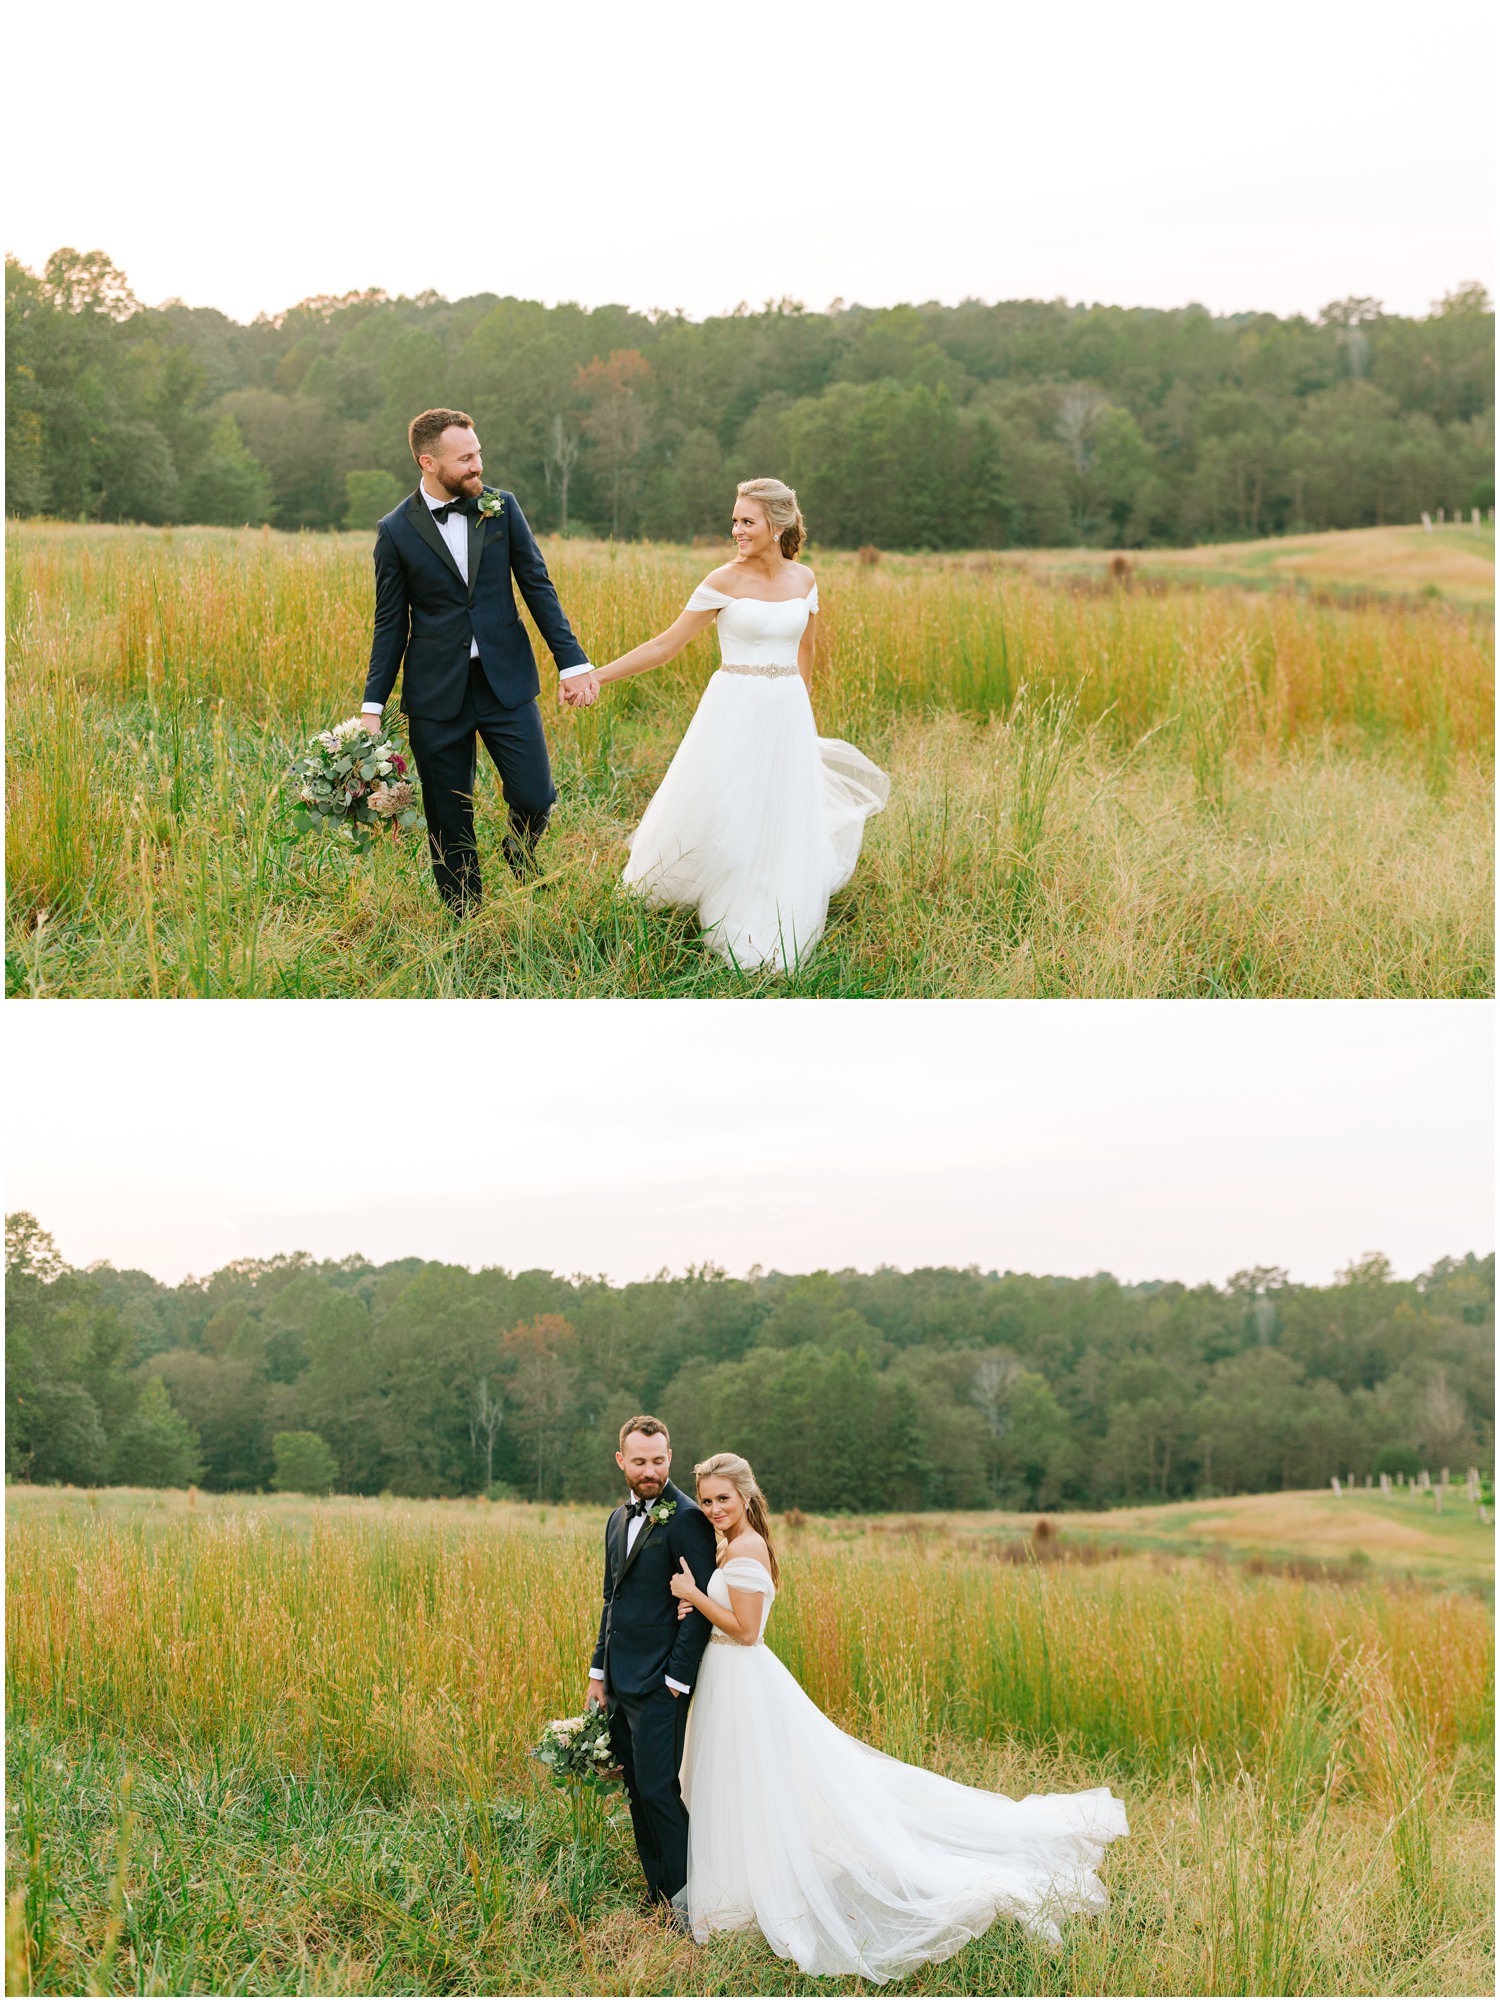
[717,662,800,679]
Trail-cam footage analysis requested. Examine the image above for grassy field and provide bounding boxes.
[5,1485,1493,1995]
[6,521,1493,998]
[1000,522,1497,609]
[934,1486,1496,1593]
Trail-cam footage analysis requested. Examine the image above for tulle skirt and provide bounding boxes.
[621,670,888,970]
[680,1639,1128,1982]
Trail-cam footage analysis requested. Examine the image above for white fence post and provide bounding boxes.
[1422,511,1433,532]
[1331,1476,1342,1495]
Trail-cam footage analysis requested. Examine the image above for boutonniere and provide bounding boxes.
[644,1497,677,1527]
[477,488,505,521]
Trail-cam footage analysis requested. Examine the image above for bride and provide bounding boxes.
[667,1453,1128,1983]
[594,480,888,971]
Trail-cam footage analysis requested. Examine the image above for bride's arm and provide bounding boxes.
[669,1557,762,1644]
[797,603,816,694]
[596,606,718,685]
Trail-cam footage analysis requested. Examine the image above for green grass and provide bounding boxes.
[939,1486,1497,1594]
[1005,522,1497,609]
[6,524,1493,997]
[5,1487,1493,1994]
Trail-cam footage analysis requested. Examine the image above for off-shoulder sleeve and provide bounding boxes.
[719,1557,774,1594]
[803,582,819,614]
[686,583,733,611]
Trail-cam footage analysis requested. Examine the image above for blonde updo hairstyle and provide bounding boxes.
[737,478,806,559]
[694,1451,781,1584]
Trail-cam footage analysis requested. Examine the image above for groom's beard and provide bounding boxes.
[626,1474,667,1501]
[439,470,483,499]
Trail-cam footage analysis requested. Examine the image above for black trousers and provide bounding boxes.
[405,662,556,911]
[607,1684,691,1906]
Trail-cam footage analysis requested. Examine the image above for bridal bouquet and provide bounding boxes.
[287,717,424,853]
[533,1708,622,1793]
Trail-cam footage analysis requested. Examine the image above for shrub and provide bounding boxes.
[270,1431,338,1496]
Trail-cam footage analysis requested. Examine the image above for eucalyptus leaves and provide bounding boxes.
[288,716,424,854]
[533,1708,621,1792]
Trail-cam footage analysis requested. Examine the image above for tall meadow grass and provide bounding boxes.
[5,1492,1492,1995]
[6,525,1493,997]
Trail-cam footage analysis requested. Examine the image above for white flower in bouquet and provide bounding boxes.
[287,718,424,851]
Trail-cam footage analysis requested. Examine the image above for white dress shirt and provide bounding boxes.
[362,482,591,714]
[590,1497,692,1694]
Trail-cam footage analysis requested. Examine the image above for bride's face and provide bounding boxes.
[698,1477,745,1534]
[731,499,776,560]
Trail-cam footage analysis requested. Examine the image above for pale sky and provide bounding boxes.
[6,0,1492,325]
[6,1002,1491,1289]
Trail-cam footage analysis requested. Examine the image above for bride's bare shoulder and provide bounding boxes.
[700,561,740,592]
[731,1528,771,1563]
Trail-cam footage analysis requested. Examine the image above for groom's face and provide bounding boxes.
[421,426,485,498]
[617,1431,672,1499]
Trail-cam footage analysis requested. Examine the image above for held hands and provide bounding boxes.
[669,1556,698,1604]
[559,670,600,709]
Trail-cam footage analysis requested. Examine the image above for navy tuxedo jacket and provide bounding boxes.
[591,1482,718,1700]
[363,487,589,720]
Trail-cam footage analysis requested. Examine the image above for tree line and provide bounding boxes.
[6,249,1493,549]
[5,1214,1492,1512]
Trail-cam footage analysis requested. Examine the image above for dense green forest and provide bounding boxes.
[6,1214,1492,1511]
[6,249,1494,549]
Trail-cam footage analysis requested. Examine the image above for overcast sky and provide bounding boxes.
[7,1001,1490,1288]
[6,1,1492,324]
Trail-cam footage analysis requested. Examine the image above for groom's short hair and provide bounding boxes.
[409,407,474,462]
[619,1415,669,1450]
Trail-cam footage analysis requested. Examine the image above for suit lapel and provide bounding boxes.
[465,505,488,602]
[405,489,466,586]
[610,1503,630,1584]
[617,1482,676,1586]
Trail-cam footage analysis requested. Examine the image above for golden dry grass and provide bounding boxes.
[6,523,1493,998]
[913,1486,1495,1586]
[996,522,1496,607]
[5,1487,1493,1995]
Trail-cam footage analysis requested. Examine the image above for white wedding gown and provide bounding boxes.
[621,582,888,970]
[680,1558,1128,1982]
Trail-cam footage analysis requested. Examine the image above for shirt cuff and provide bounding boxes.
[557,662,594,680]
[664,1675,690,1695]
[588,1667,605,1680]
[360,701,383,714]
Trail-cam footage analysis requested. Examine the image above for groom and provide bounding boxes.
[360,408,599,912]
[586,1416,717,1918]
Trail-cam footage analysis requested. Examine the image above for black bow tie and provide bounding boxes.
[626,1496,651,1517]
[431,496,474,524]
